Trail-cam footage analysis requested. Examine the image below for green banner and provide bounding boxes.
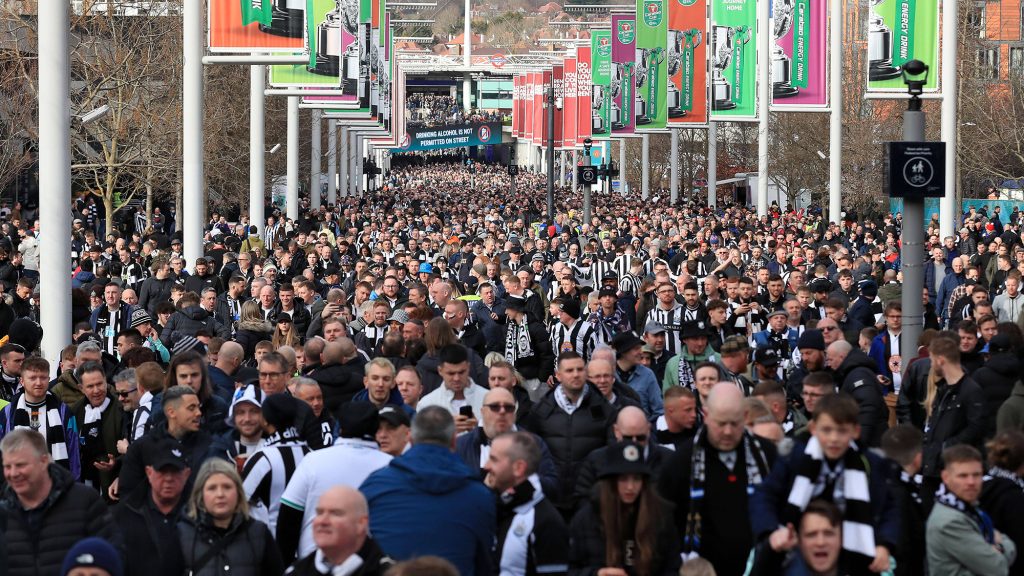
[710,0,757,120]
[792,0,810,88]
[592,30,613,138]
[268,0,343,87]
[867,0,938,91]
[240,0,272,26]
[636,0,668,129]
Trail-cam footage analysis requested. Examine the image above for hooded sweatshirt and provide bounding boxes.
[360,443,496,576]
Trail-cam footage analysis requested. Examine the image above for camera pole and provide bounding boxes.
[900,60,927,373]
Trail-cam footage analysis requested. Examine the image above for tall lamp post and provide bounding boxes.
[899,59,928,374]
[546,76,557,222]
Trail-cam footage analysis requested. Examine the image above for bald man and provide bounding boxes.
[573,406,676,507]
[658,383,777,576]
[307,338,368,414]
[209,341,249,402]
[285,486,395,575]
[825,340,888,447]
[455,387,560,499]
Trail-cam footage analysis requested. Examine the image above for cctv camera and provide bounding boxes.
[80,105,110,125]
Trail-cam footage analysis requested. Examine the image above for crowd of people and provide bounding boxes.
[0,157,1023,576]
[406,93,507,128]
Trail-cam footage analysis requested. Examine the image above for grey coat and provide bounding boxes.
[926,500,1017,576]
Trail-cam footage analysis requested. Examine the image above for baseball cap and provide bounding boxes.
[754,347,781,366]
[598,286,618,299]
[228,385,264,421]
[145,440,190,471]
[379,405,411,427]
[643,321,666,335]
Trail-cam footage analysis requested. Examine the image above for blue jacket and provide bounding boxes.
[350,388,416,418]
[936,269,964,320]
[617,364,664,417]
[868,331,895,380]
[360,444,496,576]
[749,442,901,555]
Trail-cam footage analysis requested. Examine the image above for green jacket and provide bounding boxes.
[997,380,1024,434]
[662,349,720,391]
[52,371,84,408]
[926,499,1017,576]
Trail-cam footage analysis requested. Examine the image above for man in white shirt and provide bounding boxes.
[277,403,392,563]
[417,344,488,434]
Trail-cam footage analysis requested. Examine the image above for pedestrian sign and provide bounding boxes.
[885,141,945,198]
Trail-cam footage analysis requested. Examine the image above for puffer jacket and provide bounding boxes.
[833,349,888,447]
[0,464,121,576]
[308,358,367,415]
[160,305,230,347]
[568,490,680,576]
[523,385,616,512]
[178,513,284,576]
[921,375,986,477]
[233,320,273,361]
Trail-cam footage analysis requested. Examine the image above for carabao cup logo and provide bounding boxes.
[598,36,613,57]
[643,0,664,26]
[617,20,635,44]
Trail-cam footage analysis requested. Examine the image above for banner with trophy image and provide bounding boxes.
[524,72,535,142]
[513,75,522,138]
[590,31,613,139]
[268,0,356,87]
[667,0,708,125]
[577,45,594,144]
[709,0,758,120]
[769,0,827,107]
[635,0,669,130]
[552,64,565,148]
[865,0,938,91]
[611,14,637,136]
[208,0,306,52]
[532,71,549,146]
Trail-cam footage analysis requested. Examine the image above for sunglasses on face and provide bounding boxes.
[483,403,516,414]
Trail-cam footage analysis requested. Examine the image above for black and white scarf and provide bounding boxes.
[783,437,876,562]
[683,428,771,554]
[934,483,996,544]
[986,466,1024,491]
[505,318,534,366]
[9,393,72,468]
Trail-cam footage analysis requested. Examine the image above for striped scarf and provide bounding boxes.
[9,393,72,470]
[934,483,996,544]
[783,437,876,564]
[505,317,534,366]
[683,429,770,554]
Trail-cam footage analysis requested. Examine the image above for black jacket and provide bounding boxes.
[896,357,930,430]
[496,480,569,576]
[160,305,231,346]
[567,492,680,576]
[178,513,284,576]
[118,422,219,497]
[0,464,122,576]
[523,386,616,512]
[455,427,560,499]
[833,349,888,447]
[234,320,274,361]
[970,352,1020,439]
[111,484,186,576]
[270,304,312,342]
[509,318,556,383]
[921,375,986,477]
[139,275,176,315]
[980,476,1024,576]
[285,537,394,576]
[309,358,366,415]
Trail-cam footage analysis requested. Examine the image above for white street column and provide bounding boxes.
[463,74,473,112]
[939,0,958,238]
[327,119,337,204]
[463,0,472,112]
[39,0,72,361]
[339,125,348,199]
[619,139,627,194]
[571,149,579,192]
[670,129,679,203]
[559,150,566,186]
[310,110,322,210]
[286,96,299,220]
[183,0,204,265]
[756,5,770,218]
[641,133,650,199]
[828,0,842,224]
[350,130,359,196]
[249,64,266,234]
[708,122,717,207]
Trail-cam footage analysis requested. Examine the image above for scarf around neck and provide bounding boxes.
[935,483,996,544]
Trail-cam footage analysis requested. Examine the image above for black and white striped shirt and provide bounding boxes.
[549,319,605,364]
[242,437,311,534]
[645,302,686,356]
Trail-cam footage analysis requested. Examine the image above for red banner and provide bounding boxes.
[576,46,593,144]
[525,72,535,142]
[532,71,547,146]
[563,58,578,149]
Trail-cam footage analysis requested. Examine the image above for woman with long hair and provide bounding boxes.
[234,300,273,361]
[178,459,284,576]
[569,442,680,576]
[271,314,299,349]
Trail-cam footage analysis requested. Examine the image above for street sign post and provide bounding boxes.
[885,141,946,198]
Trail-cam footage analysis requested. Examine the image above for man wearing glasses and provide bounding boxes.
[455,387,558,499]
